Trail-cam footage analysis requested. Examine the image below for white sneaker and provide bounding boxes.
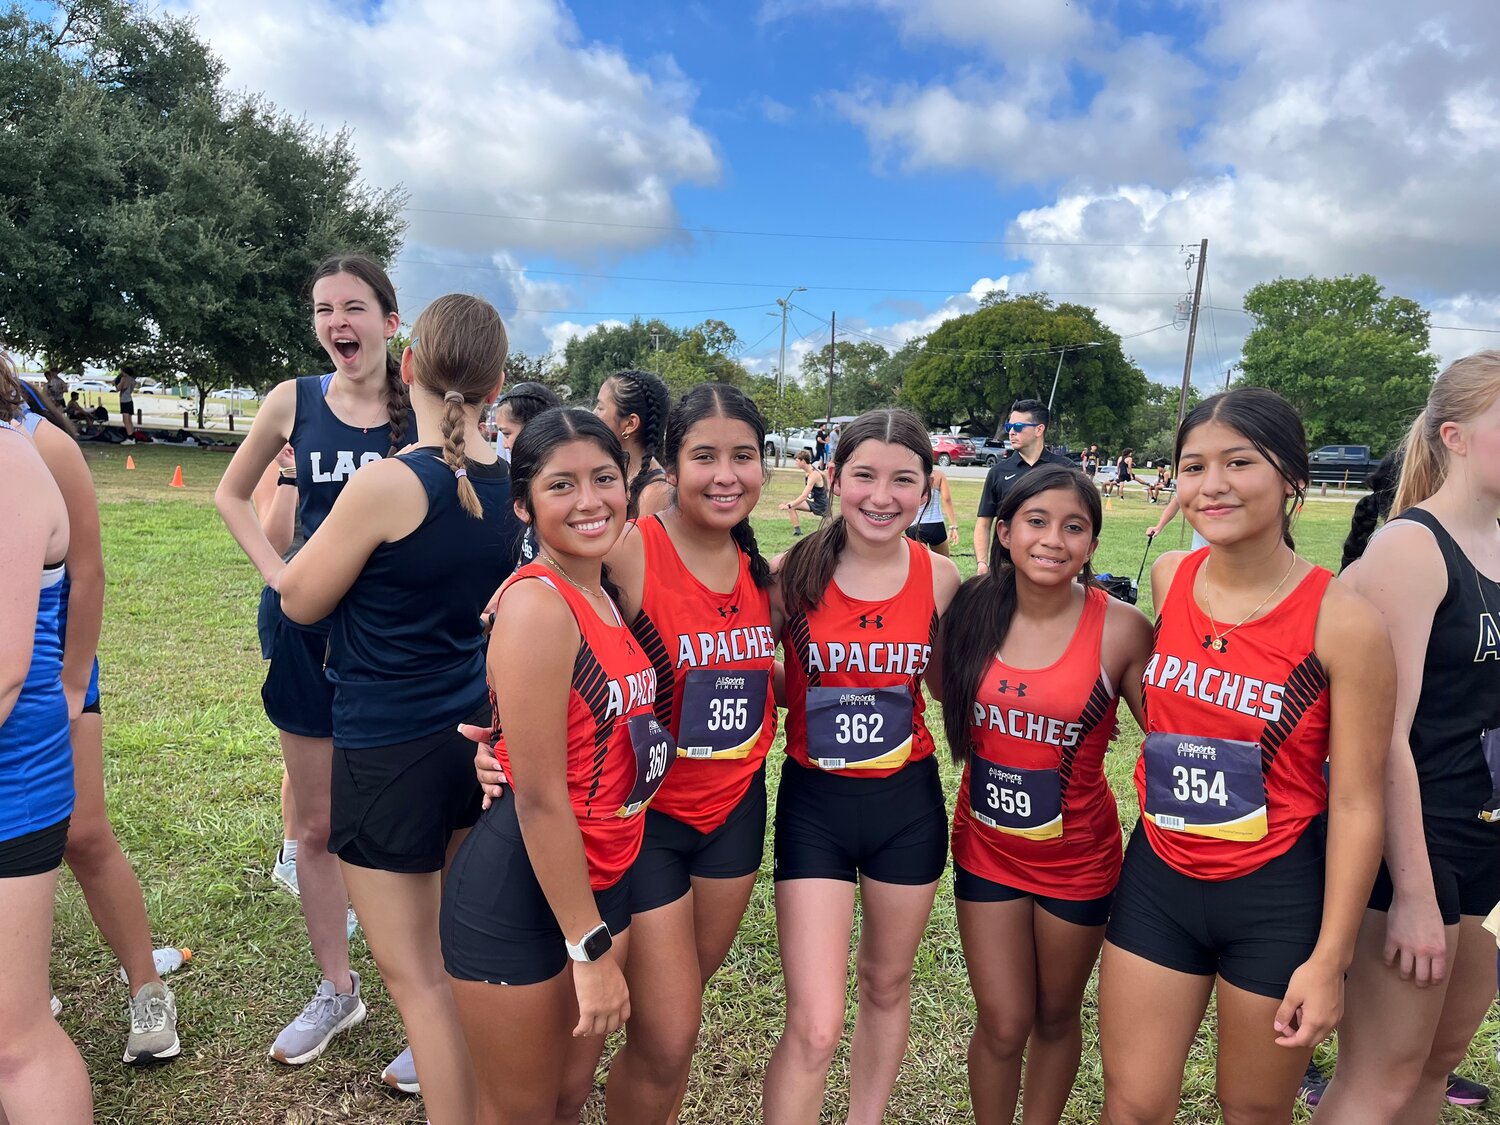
[271,845,300,897]
[51,994,62,1019]
[381,1045,420,1094]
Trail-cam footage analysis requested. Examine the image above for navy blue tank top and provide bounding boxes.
[325,449,523,748]
[290,374,401,540]
[1398,508,1500,849]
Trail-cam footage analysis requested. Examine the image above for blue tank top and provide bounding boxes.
[289,374,403,540]
[325,449,523,748]
[0,432,74,842]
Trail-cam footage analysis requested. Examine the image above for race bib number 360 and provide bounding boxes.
[805,685,914,770]
[1142,732,1267,842]
[617,714,677,818]
[968,758,1063,841]
[678,669,770,760]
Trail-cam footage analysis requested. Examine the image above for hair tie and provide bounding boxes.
[453,467,468,480]
[444,390,465,405]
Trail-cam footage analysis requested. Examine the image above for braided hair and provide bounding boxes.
[1339,450,1403,572]
[497,382,563,428]
[603,369,670,516]
[662,384,773,588]
[309,254,407,454]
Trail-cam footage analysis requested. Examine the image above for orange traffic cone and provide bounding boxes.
[1105,496,1114,511]
[169,465,185,488]
[125,455,135,470]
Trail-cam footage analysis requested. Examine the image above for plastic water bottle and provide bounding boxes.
[117,946,191,984]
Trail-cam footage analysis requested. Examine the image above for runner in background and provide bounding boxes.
[906,465,959,557]
[492,382,564,567]
[780,449,828,537]
[595,369,673,518]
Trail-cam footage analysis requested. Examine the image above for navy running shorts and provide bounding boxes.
[441,794,632,986]
[953,859,1114,927]
[905,522,948,548]
[773,754,948,885]
[330,707,487,874]
[631,766,767,914]
[1106,821,1324,999]
[0,816,70,879]
[260,589,335,740]
[1368,834,1500,924]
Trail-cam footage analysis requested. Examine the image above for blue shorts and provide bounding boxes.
[259,588,335,740]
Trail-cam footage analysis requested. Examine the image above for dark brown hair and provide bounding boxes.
[310,254,407,455]
[603,369,670,515]
[942,465,1101,763]
[408,294,509,517]
[778,408,933,616]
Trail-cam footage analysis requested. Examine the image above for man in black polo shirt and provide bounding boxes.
[973,398,1074,575]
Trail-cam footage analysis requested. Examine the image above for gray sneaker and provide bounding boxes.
[269,973,365,1065]
[124,982,181,1065]
[381,1044,420,1094]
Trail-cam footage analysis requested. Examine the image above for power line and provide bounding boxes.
[498,301,773,317]
[1206,304,1500,334]
[1204,272,1228,388]
[401,206,1184,249]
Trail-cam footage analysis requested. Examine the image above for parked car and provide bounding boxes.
[215,387,259,401]
[930,434,979,467]
[1308,444,1377,485]
[70,379,113,393]
[135,379,166,395]
[763,429,818,461]
[972,436,1010,467]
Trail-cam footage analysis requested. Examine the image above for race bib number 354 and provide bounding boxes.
[678,669,770,760]
[805,685,914,770]
[1142,732,1267,842]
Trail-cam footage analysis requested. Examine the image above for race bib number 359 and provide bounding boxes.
[678,669,770,760]
[805,685,914,770]
[968,758,1063,841]
[1142,732,1267,842]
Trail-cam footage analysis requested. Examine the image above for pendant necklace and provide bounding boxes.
[1200,553,1298,654]
[539,552,608,600]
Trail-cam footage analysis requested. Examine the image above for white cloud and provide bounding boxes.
[543,318,628,356]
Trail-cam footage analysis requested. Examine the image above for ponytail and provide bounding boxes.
[777,516,849,617]
[731,518,773,589]
[384,349,410,456]
[1392,408,1443,516]
[441,389,482,517]
[1340,449,1402,571]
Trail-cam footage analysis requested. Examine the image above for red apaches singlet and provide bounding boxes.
[952,586,1123,900]
[629,516,778,832]
[493,563,670,889]
[1135,548,1332,881]
[783,538,937,778]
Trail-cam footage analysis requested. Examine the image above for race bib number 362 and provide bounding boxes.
[805,685,914,770]
[1142,732,1267,842]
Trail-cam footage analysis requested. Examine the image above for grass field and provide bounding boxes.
[56,444,1499,1123]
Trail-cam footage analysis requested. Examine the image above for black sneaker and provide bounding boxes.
[1446,1073,1490,1108]
[1300,1060,1330,1106]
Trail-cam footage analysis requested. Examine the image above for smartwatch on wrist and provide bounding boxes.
[277,468,297,486]
[565,922,612,963]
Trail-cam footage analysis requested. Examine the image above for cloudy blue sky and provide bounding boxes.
[166,0,1500,386]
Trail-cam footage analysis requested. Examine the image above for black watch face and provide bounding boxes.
[582,925,613,961]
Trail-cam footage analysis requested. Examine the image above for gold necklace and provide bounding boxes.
[1200,553,1299,654]
[539,552,608,600]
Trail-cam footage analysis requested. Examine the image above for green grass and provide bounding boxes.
[56,444,1498,1123]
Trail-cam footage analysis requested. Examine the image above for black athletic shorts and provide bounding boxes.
[330,708,487,874]
[773,754,948,885]
[905,522,948,547]
[0,816,70,879]
[631,766,767,914]
[441,794,632,986]
[1368,835,1500,924]
[1106,821,1325,999]
[260,590,335,740]
[953,859,1114,927]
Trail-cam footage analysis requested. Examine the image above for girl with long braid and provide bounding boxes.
[215,254,413,1071]
[595,369,673,517]
[280,294,520,1124]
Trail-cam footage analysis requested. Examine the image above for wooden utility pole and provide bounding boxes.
[825,312,836,422]
[1177,239,1208,429]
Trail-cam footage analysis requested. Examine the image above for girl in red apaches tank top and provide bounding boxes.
[1097,389,1394,1125]
[580,385,781,1122]
[763,410,962,1125]
[937,464,1151,1125]
[441,408,674,1125]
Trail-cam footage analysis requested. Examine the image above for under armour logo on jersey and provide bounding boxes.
[717,604,740,619]
[995,679,1028,697]
[858,614,884,629]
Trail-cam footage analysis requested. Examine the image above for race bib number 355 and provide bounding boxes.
[617,714,677,818]
[1142,732,1267,842]
[968,758,1063,841]
[678,669,770,760]
[805,685,914,770]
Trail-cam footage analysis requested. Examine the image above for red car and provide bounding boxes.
[930,434,978,467]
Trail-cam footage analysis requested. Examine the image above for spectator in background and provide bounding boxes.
[814,423,829,466]
[114,367,136,445]
[973,399,1072,575]
[44,371,66,408]
[827,422,840,465]
[1083,444,1100,478]
[1145,464,1173,503]
[65,393,88,423]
